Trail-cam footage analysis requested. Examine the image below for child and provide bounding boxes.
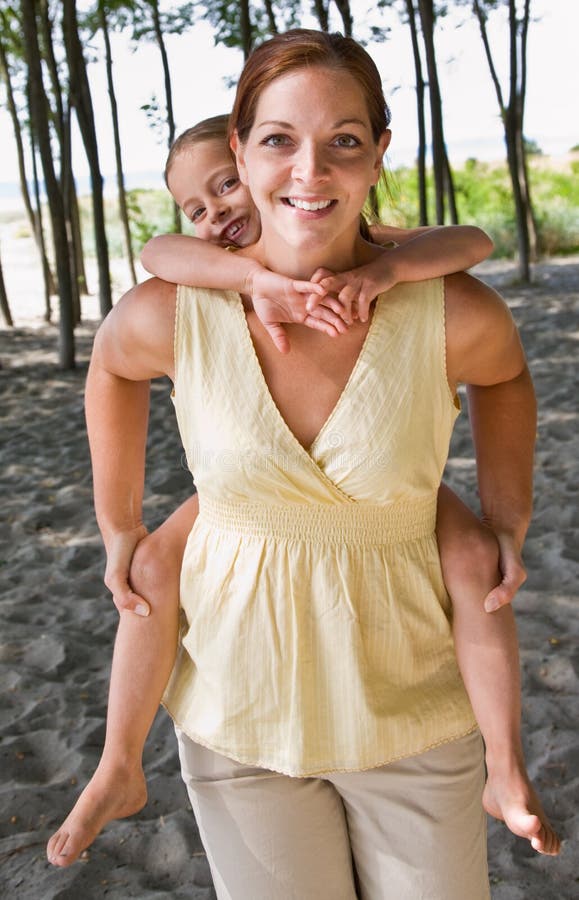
[47,117,559,867]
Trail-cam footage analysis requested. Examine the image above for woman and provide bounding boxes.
[49,29,558,897]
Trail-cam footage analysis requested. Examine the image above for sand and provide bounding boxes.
[0,249,578,898]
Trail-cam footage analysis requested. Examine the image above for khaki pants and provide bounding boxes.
[176,728,490,900]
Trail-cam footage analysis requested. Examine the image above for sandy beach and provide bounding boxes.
[0,250,577,898]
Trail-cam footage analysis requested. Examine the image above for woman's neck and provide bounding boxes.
[246,227,376,281]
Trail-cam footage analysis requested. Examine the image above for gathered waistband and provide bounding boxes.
[197,494,437,546]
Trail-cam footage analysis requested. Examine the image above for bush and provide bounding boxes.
[377,159,579,258]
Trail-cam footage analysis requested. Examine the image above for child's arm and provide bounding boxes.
[311,225,493,323]
[141,234,347,353]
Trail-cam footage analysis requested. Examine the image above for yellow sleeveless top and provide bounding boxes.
[163,279,476,776]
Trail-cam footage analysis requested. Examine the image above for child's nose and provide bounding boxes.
[209,201,229,224]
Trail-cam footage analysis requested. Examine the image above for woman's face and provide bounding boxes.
[167,138,261,247]
[232,67,390,259]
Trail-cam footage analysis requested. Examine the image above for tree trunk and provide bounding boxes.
[443,147,458,224]
[505,119,530,280]
[333,0,353,36]
[0,249,13,327]
[38,0,87,302]
[149,0,180,232]
[417,0,447,223]
[61,104,82,325]
[313,0,330,31]
[239,0,252,60]
[62,0,112,317]
[405,0,428,224]
[21,0,76,368]
[263,0,278,33]
[0,30,57,295]
[30,127,54,321]
[472,0,536,281]
[99,0,137,285]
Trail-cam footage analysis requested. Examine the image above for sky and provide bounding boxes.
[0,0,576,194]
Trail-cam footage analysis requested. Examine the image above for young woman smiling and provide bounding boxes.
[48,29,559,896]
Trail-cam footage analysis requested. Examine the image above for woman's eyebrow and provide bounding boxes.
[256,117,369,130]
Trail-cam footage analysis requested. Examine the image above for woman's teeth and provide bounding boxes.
[286,198,334,211]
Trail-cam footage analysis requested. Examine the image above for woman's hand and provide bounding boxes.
[246,266,350,353]
[103,524,151,616]
[483,529,528,612]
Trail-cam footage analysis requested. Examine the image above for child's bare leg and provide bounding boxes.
[437,483,560,856]
[47,494,199,867]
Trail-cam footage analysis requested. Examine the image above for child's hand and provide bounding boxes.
[308,261,397,324]
[483,531,527,612]
[248,267,350,354]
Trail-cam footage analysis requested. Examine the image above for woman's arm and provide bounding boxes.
[445,271,536,609]
[312,224,493,321]
[85,277,176,613]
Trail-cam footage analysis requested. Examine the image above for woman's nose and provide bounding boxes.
[292,143,330,183]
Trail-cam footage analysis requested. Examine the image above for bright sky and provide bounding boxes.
[0,0,575,191]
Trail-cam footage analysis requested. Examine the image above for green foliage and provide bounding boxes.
[378,159,579,258]
[523,136,543,156]
[78,188,176,258]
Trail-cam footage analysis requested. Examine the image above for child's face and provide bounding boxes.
[167,139,261,247]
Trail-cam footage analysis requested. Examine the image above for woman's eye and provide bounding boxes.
[334,134,360,148]
[263,134,291,148]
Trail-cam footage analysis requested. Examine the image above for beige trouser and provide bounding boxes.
[176,728,490,900]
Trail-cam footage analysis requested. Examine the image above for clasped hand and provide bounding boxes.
[246,260,395,353]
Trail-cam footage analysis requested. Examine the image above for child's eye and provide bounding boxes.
[333,134,361,148]
[262,134,291,148]
[190,207,205,222]
[221,176,239,192]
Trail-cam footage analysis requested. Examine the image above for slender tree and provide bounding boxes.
[471,0,536,280]
[416,0,458,223]
[0,19,57,298]
[29,122,53,321]
[263,0,278,33]
[312,0,330,30]
[38,0,87,300]
[62,0,113,317]
[21,0,76,368]
[0,245,13,327]
[239,0,253,59]
[333,0,353,35]
[403,0,428,223]
[96,0,137,284]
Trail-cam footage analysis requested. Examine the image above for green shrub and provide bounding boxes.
[376,159,578,258]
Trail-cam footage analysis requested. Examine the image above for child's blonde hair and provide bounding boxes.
[164,114,232,187]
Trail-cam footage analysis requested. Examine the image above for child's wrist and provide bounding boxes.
[243,260,266,296]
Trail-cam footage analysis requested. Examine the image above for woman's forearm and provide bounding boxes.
[85,334,151,543]
[467,365,537,546]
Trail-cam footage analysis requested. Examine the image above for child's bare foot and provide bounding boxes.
[483,763,561,856]
[47,762,147,867]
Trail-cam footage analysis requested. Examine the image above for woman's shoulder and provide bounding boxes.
[97,277,177,380]
[444,272,525,387]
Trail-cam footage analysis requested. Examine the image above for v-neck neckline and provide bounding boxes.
[231,291,383,461]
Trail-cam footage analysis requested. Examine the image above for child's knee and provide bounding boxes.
[129,533,179,603]
[440,522,500,594]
